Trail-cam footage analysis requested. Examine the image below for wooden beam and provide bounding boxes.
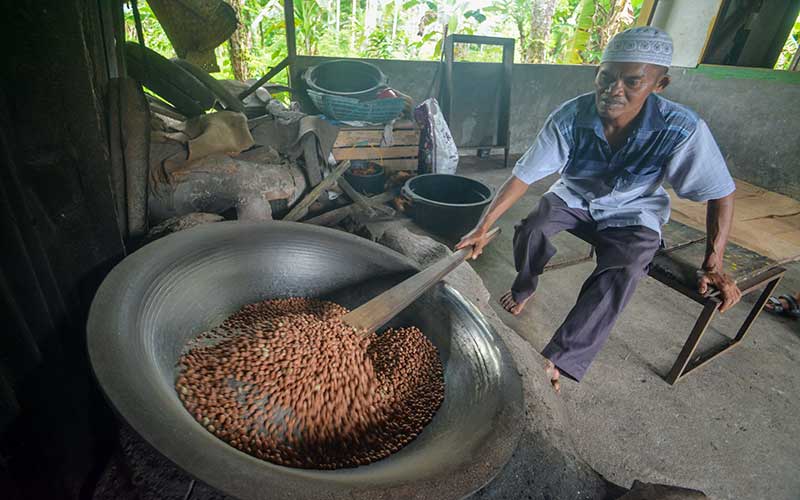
[379,159,419,171]
[635,0,659,26]
[284,0,296,61]
[790,45,800,71]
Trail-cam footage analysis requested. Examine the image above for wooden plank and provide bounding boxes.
[333,146,418,161]
[334,129,419,148]
[283,160,350,221]
[666,179,800,263]
[635,0,658,27]
[651,238,774,288]
[661,221,706,250]
[379,159,419,171]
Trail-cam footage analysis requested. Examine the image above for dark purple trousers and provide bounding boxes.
[512,193,661,382]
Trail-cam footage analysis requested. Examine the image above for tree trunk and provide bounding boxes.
[227,0,252,81]
[528,0,557,63]
[350,0,357,51]
[600,0,635,51]
[515,18,528,64]
[392,0,399,41]
[335,0,341,38]
[364,0,378,35]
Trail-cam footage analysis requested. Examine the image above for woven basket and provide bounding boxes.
[308,90,404,124]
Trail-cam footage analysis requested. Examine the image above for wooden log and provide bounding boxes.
[120,77,151,239]
[283,160,350,222]
[304,192,395,226]
[338,178,395,217]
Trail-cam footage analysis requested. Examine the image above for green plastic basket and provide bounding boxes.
[307,89,404,124]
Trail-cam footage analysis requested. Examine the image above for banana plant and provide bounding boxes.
[564,0,595,64]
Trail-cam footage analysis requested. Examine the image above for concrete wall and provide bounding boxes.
[293,56,800,200]
[662,65,800,200]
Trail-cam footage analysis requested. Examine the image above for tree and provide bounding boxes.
[294,0,323,55]
[227,0,253,80]
[485,0,530,61]
[127,0,646,78]
[528,0,557,63]
[350,0,357,51]
[485,0,558,64]
[564,0,595,64]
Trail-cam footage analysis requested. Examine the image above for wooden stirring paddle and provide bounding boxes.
[341,227,501,333]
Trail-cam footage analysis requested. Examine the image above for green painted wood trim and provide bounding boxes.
[694,64,800,84]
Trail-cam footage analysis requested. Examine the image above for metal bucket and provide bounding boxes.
[87,221,522,500]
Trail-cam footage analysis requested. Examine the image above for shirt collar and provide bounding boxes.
[576,93,667,136]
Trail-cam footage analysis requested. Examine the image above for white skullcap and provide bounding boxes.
[601,26,673,67]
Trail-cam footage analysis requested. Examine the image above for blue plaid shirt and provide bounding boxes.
[512,93,736,235]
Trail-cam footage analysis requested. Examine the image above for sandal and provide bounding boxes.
[765,294,800,319]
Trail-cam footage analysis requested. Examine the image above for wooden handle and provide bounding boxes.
[342,227,500,334]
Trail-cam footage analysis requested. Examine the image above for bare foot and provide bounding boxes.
[499,290,534,315]
[545,360,561,393]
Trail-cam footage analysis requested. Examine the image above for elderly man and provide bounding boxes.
[457,27,742,391]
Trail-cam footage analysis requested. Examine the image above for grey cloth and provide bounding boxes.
[512,193,661,382]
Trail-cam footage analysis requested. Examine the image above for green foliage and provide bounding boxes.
[293,0,323,55]
[124,0,651,83]
[775,14,800,70]
[565,0,595,64]
[365,30,392,59]
[123,3,175,58]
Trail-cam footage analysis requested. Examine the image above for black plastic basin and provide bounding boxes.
[303,60,388,100]
[344,161,386,195]
[402,174,494,240]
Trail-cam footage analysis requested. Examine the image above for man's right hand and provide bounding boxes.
[455,175,530,260]
[456,227,492,260]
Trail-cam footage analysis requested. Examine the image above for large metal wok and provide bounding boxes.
[87,221,522,499]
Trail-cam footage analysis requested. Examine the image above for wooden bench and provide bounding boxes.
[567,220,785,384]
[649,221,785,384]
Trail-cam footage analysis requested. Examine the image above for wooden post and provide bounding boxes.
[284,0,297,61]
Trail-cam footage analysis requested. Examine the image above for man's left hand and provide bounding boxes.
[698,270,742,313]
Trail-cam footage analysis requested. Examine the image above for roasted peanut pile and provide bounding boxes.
[176,297,444,469]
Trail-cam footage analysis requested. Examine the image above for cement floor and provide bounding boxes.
[454,156,800,500]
